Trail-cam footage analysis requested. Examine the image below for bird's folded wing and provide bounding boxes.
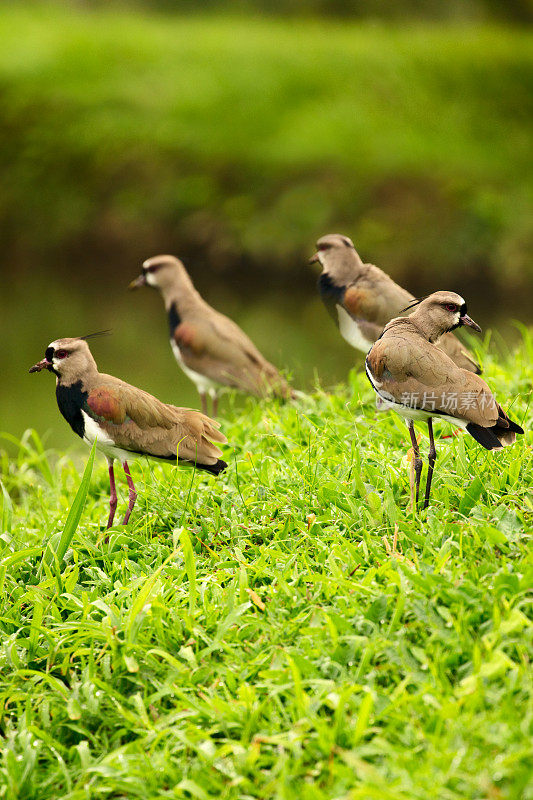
[343,285,380,321]
[368,334,498,427]
[86,383,177,429]
[346,270,480,373]
[174,317,288,396]
[438,331,481,374]
[85,382,226,462]
[344,268,413,327]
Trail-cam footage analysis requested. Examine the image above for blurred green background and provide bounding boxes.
[1,1,532,450]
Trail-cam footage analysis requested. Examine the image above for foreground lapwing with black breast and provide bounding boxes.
[129,255,292,415]
[365,291,524,508]
[30,336,227,529]
[310,234,481,374]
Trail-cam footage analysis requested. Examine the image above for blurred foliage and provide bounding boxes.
[0,6,532,304]
[62,0,533,24]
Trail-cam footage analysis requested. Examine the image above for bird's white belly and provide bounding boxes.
[336,305,373,353]
[81,412,131,462]
[365,364,467,430]
[170,340,219,396]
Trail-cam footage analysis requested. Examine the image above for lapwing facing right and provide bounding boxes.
[310,234,481,374]
[365,291,524,508]
[30,336,227,529]
[129,255,293,415]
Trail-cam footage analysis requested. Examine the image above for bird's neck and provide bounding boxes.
[56,363,99,388]
[324,254,365,288]
[409,313,446,344]
[160,276,206,317]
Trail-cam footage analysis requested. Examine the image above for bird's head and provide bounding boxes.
[129,255,191,294]
[404,291,481,339]
[29,336,99,381]
[309,234,363,284]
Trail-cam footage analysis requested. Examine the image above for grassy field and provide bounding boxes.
[0,333,531,799]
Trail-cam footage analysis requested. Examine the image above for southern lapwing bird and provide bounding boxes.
[129,255,292,415]
[365,291,524,509]
[29,336,227,529]
[310,234,481,374]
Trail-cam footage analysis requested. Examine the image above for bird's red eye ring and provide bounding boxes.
[445,303,457,312]
[55,349,69,359]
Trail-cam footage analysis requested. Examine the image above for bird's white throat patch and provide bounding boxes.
[336,305,373,353]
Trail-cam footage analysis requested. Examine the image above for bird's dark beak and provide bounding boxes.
[129,274,146,290]
[308,252,320,265]
[460,314,482,333]
[29,358,52,373]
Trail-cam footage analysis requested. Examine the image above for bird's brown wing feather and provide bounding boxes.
[345,266,481,373]
[438,332,481,374]
[344,267,413,327]
[367,330,497,427]
[85,378,226,463]
[343,285,380,322]
[174,314,290,398]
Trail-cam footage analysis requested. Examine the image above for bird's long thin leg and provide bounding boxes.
[122,461,137,525]
[423,419,437,510]
[106,457,118,530]
[408,421,423,508]
[199,392,208,415]
[408,458,415,511]
[211,392,219,418]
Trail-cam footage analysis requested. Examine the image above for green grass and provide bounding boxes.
[0,334,531,799]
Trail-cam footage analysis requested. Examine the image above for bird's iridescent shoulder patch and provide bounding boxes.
[86,387,125,424]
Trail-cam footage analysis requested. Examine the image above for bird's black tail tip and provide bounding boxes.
[506,419,524,435]
[466,422,503,450]
[198,459,228,476]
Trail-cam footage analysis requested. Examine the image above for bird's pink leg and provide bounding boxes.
[107,458,118,530]
[122,461,137,525]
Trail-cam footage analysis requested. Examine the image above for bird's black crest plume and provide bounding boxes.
[79,330,113,341]
[400,296,429,313]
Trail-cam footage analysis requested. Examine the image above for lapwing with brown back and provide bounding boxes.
[365,292,524,508]
[30,334,227,529]
[129,255,292,415]
[310,234,481,374]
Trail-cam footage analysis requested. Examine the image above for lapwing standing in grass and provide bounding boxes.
[310,234,481,374]
[129,255,293,415]
[365,291,524,508]
[30,335,227,529]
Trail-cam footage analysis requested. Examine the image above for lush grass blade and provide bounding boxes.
[0,480,13,535]
[458,475,484,516]
[180,528,197,614]
[42,441,96,568]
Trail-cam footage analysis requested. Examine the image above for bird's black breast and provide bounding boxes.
[318,273,346,321]
[56,381,88,439]
[167,303,181,336]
